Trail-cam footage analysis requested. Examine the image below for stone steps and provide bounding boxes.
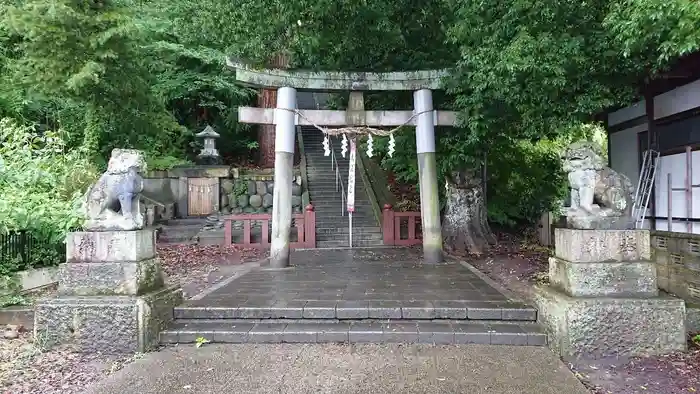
[317,233,383,242]
[160,319,547,345]
[315,223,379,231]
[316,239,380,248]
[157,221,204,244]
[162,300,542,345]
[302,126,383,246]
[316,227,382,234]
[171,301,537,321]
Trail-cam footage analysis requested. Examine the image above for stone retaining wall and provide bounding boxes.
[219,178,304,216]
[651,230,700,304]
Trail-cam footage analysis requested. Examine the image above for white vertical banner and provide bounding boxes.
[347,137,357,213]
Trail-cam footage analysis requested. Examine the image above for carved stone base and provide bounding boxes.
[566,214,634,230]
[58,259,165,296]
[34,285,182,354]
[549,257,658,297]
[534,285,686,359]
[67,230,156,263]
[554,229,651,263]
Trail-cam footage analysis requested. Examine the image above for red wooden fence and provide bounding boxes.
[223,204,316,249]
[382,204,423,246]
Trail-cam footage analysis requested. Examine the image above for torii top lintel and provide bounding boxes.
[226,58,450,91]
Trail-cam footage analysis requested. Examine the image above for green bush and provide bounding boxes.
[0,118,98,276]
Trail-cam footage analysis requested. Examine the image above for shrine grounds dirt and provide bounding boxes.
[0,244,267,394]
[466,231,700,394]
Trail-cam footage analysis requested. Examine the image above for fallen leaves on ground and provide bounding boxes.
[1,332,132,394]
[1,243,266,393]
[469,230,700,394]
[157,244,267,298]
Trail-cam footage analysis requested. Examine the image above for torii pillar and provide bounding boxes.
[414,89,443,263]
[270,86,297,268]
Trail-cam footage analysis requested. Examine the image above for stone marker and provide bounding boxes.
[535,141,686,359]
[34,149,182,354]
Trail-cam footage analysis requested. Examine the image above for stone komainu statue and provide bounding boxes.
[83,149,147,231]
[562,141,635,230]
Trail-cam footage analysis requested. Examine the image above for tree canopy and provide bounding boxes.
[1,0,699,233]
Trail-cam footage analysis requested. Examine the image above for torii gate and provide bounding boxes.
[228,59,458,268]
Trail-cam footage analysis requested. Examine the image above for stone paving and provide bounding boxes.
[162,248,544,345]
[186,248,512,306]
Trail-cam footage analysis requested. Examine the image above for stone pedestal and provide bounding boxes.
[535,229,686,359]
[34,229,183,354]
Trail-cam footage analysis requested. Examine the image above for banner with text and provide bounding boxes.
[347,137,356,213]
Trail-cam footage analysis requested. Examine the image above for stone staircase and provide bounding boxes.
[156,218,206,244]
[302,126,384,248]
[161,301,546,346]
[159,248,547,346]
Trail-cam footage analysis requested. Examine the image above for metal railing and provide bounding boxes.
[328,135,346,217]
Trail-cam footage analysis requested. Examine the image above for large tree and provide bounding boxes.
[434,0,700,253]
[3,0,186,157]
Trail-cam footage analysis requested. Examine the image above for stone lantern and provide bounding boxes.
[195,125,222,165]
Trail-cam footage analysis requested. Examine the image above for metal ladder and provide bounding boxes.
[632,149,660,228]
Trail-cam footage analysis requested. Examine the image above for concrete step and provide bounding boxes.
[317,240,385,248]
[160,320,546,345]
[172,301,537,321]
[311,204,374,210]
[315,220,378,226]
[315,220,378,227]
[163,218,207,226]
[317,233,383,242]
[316,227,381,234]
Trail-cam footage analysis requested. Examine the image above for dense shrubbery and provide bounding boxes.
[0,118,98,274]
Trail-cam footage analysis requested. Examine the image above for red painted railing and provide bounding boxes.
[382,204,423,246]
[223,204,316,249]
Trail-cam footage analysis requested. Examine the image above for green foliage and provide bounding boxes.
[0,0,698,232]
[233,181,249,198]
[145,154,192,171]
[0,118,98,243]
[0,291,28,308]
[605,0,700,63]
[3,0,186,157]
[135,0,257,161]
[486,139,568,226]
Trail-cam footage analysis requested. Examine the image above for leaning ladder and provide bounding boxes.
[632,149,660,228]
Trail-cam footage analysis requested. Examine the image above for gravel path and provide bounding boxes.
[0,244,266,394]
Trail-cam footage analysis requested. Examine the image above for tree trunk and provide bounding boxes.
[442,170,497,256]
[257,53,291,168]
[257,89,277,168]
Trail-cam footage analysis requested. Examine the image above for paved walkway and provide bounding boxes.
[187,248,512,306]
[83,343,589,394]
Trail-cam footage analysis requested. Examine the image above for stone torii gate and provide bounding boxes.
[228,59,458,268]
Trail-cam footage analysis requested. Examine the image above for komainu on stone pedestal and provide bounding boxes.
[34,228,183,354]
[534,228,686,359]
[83,149,147,231]
[562,141,635,230]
